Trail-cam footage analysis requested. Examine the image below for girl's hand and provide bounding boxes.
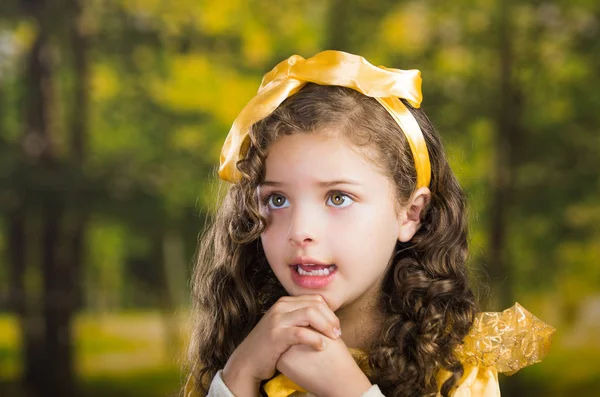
[222,294,341,396]
[276,337,373,397]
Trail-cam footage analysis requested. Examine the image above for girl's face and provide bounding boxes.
[258,131,407,313]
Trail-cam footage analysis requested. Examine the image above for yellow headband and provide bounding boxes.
[218,50,431,188]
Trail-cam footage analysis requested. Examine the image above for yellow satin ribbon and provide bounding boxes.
[218,50,431,188]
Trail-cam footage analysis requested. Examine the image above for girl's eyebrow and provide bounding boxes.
[261,179,362,187]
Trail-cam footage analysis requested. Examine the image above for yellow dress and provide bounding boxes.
[186,303,555,397]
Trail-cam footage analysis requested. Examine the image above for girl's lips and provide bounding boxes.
[291,256,331,267]
[290,265,337,289]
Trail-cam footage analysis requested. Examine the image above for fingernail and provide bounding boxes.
[321,338,327,350]
[333,327,342,337]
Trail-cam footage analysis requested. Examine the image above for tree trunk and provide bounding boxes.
[20,24,76,396]
[41,187,74,397]
[489,0,522,394]
[488,0,517,312]
[67,0,90,314]
[13,0,81,394]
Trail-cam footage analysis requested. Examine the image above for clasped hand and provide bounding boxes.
[222,294,371,397]
[276,335,372,397]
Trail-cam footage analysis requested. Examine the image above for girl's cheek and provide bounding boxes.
[261,210,280,231]
[259,205,274,223]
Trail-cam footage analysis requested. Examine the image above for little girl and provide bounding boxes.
[184,51,555,397]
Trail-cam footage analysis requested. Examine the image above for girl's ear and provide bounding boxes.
[397,187,431,242]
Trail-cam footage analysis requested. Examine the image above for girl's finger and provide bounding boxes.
[279,306,340,340]
[284,326,329,351]
[273,296,340,330]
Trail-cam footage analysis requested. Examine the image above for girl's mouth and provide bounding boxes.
[290,264,338,288]
[296,264,337,276]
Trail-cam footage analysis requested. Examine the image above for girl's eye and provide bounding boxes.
[326,192,354,208]
[265,194,290,209]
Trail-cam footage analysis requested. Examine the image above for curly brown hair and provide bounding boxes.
[187,83,477,397]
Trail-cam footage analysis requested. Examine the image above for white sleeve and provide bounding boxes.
[207,370,238,397]
[361,384,385,397]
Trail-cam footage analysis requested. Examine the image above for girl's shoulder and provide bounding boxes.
[436,302,556,396]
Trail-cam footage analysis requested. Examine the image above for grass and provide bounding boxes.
[0,311,190,397]
[0,315,20,378]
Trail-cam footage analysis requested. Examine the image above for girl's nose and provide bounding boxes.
[287,206,319,247]
[288,234,313,247]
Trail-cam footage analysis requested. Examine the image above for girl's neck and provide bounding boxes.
[334,293,383,351]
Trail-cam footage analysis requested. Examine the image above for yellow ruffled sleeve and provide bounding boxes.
[436,303,556,397]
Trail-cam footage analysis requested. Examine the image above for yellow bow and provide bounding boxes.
[263,348,371,397]
[218,50,431,188]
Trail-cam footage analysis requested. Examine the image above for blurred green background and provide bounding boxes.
[0,0,598,396]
